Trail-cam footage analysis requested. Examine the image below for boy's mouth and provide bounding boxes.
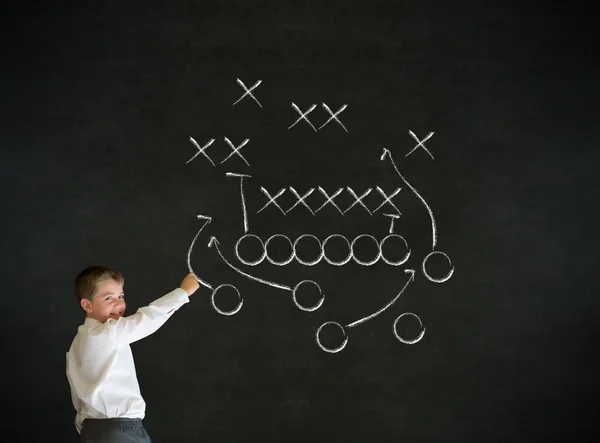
[110,311,123,318]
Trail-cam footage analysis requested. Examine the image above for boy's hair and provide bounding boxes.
[75,265,124,304]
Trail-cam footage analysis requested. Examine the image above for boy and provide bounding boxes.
[66,265,199,442]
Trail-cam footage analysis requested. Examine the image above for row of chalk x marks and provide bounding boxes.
[233,78,349,132]
[186,79,435,166]
[187,130,434,167]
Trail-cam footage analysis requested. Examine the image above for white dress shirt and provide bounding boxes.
[66,288,190,433]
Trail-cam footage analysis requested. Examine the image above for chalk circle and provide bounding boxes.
[265,234,295,266]
[393,312,425,344]
[422,250,454,283]
[235,234,266,266]
[211,284,243,316]
[293,234,324,266]
[315,321,348,353]
[292,280,324,312]
[351,234,381,266]
[380,234,411,266]
[322,234,352,266]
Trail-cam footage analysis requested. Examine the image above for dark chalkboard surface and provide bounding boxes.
[2,1,598,442]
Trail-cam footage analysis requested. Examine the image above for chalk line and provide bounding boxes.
[345,269,415,328]
[186,215,214,290]
[226,172,251,233]
[208,236,292,291]
[381,148,437,250]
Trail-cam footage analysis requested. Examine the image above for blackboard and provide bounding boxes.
[2,1,598,442]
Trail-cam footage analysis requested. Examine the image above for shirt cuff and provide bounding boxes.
[172,287,191,303]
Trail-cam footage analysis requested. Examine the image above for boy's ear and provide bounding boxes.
[80,298,92,313]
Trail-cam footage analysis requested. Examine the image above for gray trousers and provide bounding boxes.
[80,418,151,443]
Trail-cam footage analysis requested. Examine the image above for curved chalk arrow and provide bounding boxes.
[345,269,415,328]
[186,215,214,290]
[208,236,292,291]
[381,148,437,250]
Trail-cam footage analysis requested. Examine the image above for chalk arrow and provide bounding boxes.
[186,215,214,290]
[208,236,292,291]
[346,269,415,328]
[381,149,437,250]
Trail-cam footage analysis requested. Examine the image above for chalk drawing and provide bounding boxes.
[288,103,317,131]
[286,187,315,215]
[233,78,262,108]
[184,84,455,350]
[422,250,454,283]
[256,186,402,215]
[256,187,287,215]
[381,148,437,250]
[344,187,373,215]
[292,280,325,312]
[314,187,344,214]
[234,232,409,267]
[319,103,348,132]
[209,236,325,313]
[383,213,400,234]
[293,234,323,266]
[393,312,426,344]
[226,173,251,234]
[186,215,214,290]
[373,186,401,214]
[209,236,291,291]
[187,137,251,168]
[211,284,243,316]
[315,269,416,353]
[235,234,267,266]
[405,130,435,160]
[188,137,215,166]
[222,137,250,166]
[287,102,348,131]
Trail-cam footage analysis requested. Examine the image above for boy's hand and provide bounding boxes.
[180,272,200,296]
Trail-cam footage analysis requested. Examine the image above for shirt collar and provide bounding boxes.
[83,316,102,326]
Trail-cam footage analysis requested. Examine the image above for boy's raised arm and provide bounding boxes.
[107,272,200,344]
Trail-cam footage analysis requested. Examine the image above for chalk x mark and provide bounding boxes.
[319,103,348,132]
[288,103,317,131]
[344,187,372,215]
[187,137,215,166]
[257,187,287,215]
[373,186,401,214]
[287,187,315,215]
[233,78,262,108]
[406,130,435,160]
[222,137,250,166]
[314,187,344,214]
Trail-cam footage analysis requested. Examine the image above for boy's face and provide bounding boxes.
[81,278,126,323]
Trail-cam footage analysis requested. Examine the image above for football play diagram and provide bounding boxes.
[185,79,454,353]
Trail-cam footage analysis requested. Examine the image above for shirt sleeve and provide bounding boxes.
[65,352,83,432]
[106,288,190,344]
